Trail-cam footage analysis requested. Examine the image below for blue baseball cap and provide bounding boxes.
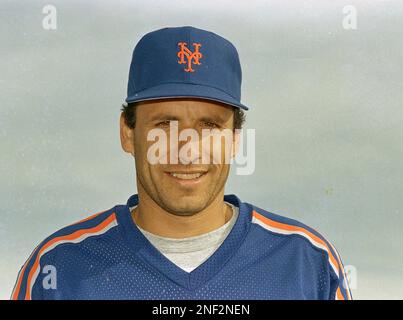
[125,26,249,111]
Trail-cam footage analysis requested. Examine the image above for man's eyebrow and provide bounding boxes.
[148,114,180,121]
[199,116,227,124]
[148,115,227,123]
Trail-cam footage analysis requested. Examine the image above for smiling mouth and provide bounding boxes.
[165,171,207,182]
[169,172,203,179]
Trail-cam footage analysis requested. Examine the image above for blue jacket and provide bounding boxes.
[12,194,352,300]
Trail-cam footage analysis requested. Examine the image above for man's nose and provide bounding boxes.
[177,135,202,165]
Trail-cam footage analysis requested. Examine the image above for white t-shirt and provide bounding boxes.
[130,202,239,273]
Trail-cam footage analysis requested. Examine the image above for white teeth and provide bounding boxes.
[169,173,203,180]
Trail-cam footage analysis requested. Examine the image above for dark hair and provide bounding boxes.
[121,101,246,130]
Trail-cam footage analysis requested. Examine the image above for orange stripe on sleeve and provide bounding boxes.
[12,210,111,300]
[11,243,40,300]
[336,287,345,300]
[24,213,116,300]
[329,242,352,300]
[252,211,340,276]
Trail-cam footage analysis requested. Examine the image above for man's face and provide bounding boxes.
[124,98,236,216]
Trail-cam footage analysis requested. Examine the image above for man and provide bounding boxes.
[12,26,352,300]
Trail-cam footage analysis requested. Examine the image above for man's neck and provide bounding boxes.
[131,188,233,239]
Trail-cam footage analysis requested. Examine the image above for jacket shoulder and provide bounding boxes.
[248,202,352,300]
[249,203,341,276]
[11,207,118,300]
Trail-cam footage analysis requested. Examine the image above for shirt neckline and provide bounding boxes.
[116,194,252,290]
[134,201,238,239]
[132,201,239,251]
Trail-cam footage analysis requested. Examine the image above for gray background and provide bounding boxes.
[1,0,402,299]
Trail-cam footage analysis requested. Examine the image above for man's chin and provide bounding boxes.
[161,195,207,216]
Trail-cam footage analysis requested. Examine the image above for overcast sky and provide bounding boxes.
[1,0,402,299]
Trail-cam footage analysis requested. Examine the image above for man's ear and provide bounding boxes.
[120,113,135,156]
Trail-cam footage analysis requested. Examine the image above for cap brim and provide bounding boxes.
[125,83,249,110]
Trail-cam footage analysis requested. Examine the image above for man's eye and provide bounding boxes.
[156,120,171,127]
[202,121,219,128]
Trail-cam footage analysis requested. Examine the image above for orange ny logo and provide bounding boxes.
[177,42,202,72]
